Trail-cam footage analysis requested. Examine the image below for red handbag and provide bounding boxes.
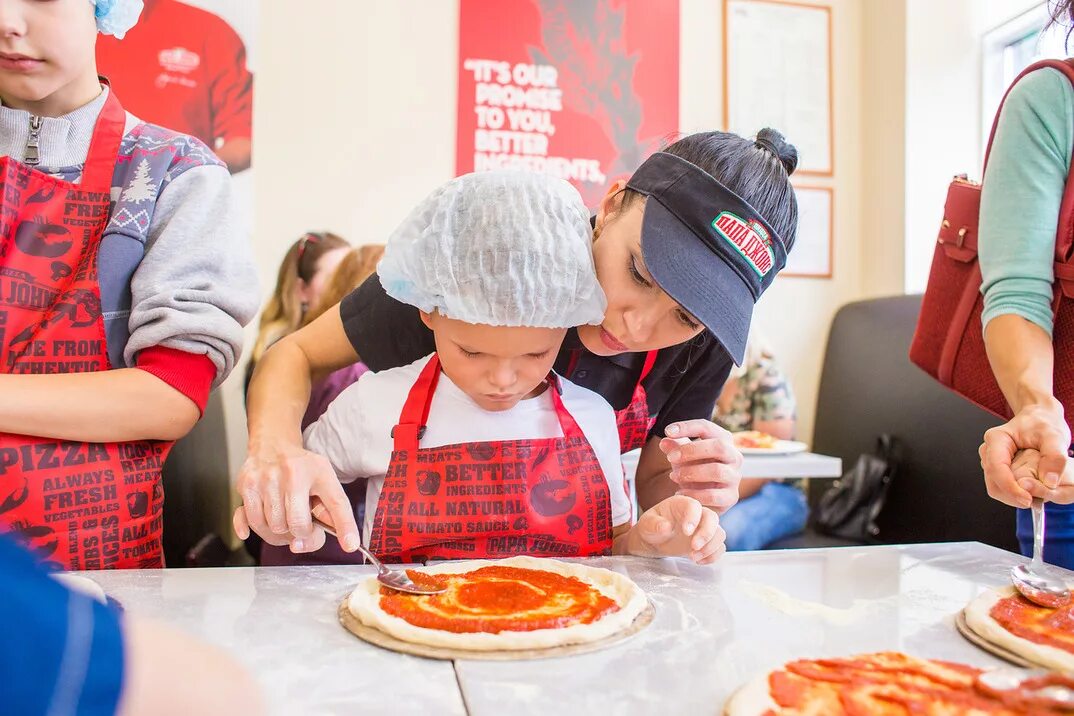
[910,58,1074,430]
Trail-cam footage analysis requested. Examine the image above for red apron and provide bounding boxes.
[568,349,659,453]
[0,89,170,570]
[368,355,614,563]
[614,350,659,453]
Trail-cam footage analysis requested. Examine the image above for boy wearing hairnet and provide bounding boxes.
[300,172,724,564]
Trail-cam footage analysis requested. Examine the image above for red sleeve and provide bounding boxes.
[135,346,216,415]
[207,17,253,143]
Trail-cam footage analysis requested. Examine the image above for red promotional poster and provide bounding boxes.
[96,0,256,176]
[457,0,680,209]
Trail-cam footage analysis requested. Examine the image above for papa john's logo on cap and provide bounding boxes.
[711,211,775,278]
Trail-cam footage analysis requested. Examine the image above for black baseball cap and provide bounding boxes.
[626,152,788,365]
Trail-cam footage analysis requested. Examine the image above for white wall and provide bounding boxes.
[902,0,1045,293]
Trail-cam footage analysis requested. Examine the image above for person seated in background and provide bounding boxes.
[299,245,386,429]
[1,535,262,716]
[244,232,351,397]
[714,337,807,551]
[259,244,384,567]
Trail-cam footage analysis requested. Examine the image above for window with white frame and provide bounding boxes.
[981,3,1068,152]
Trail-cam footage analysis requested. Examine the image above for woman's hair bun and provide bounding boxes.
[754,128,799,176]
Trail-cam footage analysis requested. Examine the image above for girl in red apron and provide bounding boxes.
[0,0,258,569]
[292,172,725,565]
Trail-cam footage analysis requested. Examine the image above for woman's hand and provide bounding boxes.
[980,401,1074,508]
[659,420,744,512]
[232,441,361,554]
[620,495,726,565]
[241,306,365,552]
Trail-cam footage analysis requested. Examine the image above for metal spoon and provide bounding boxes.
[977,667,1074,706]
[310,516,445,595]
[1011,498,1071,609]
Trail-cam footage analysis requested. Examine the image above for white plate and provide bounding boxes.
[736,440,809,456]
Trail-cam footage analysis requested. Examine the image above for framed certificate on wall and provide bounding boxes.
[783,185,833,278]
[724,0,833,176]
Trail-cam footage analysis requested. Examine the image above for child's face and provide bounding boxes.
[421,312,567,413]
[0,0,99,112]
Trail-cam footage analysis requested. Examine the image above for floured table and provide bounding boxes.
[74,542,1051,715]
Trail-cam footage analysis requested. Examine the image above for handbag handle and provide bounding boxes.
[982,59,1074,263]
[875,434,900,468]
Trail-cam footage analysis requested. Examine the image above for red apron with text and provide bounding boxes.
[368,355,614,563]
[614,350,659,453]
[0,89,170,570]
[566,350,658,453]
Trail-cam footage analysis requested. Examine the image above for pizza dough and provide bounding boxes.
[347,555,647,651]
[724,670,779,715]
[964,585,1074,673]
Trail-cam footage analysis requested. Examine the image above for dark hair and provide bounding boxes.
[1048,0,1074,50]
[624,128,799,251]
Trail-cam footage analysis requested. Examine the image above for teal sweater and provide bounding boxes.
[980,67,1074,336]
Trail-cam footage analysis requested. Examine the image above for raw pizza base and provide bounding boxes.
[964,585,1074,673]
[347,555,647,651]
[723,672,777,715]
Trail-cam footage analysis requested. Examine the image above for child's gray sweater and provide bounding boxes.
[0,88,259,384]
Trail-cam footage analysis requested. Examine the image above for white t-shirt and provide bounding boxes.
[304,354,632,543]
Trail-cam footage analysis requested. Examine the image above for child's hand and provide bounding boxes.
[628,496,726,565]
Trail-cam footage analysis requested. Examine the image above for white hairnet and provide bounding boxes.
[378,171,606,328]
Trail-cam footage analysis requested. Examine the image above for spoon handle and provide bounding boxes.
[1032,497,1046,567]
[310,515,383,570]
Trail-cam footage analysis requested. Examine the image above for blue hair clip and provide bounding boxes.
[91,0,144,40]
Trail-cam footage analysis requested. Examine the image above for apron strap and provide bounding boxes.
[547,373,585,440]
[639,350,659,382]
[566,349,582,378]
[392,355,591,450]
[392,354,442,452]
[78,81,127,191]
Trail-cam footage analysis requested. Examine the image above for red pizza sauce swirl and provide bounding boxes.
[989,592,1074,654]
[378,565,619,633]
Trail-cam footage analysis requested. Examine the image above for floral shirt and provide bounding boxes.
[715,351,796,432]
[714,349,802,489]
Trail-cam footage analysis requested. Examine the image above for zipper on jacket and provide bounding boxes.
[25,115,42,166]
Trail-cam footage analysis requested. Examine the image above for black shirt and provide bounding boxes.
[340,274,733,442]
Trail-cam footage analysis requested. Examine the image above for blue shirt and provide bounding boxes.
[0,536,124,716]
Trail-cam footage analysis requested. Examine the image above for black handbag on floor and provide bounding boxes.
[814,435,900,543]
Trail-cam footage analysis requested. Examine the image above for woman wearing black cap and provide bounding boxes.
[237,129,799,558]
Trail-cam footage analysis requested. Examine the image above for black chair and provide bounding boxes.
[771,294,1017,552]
